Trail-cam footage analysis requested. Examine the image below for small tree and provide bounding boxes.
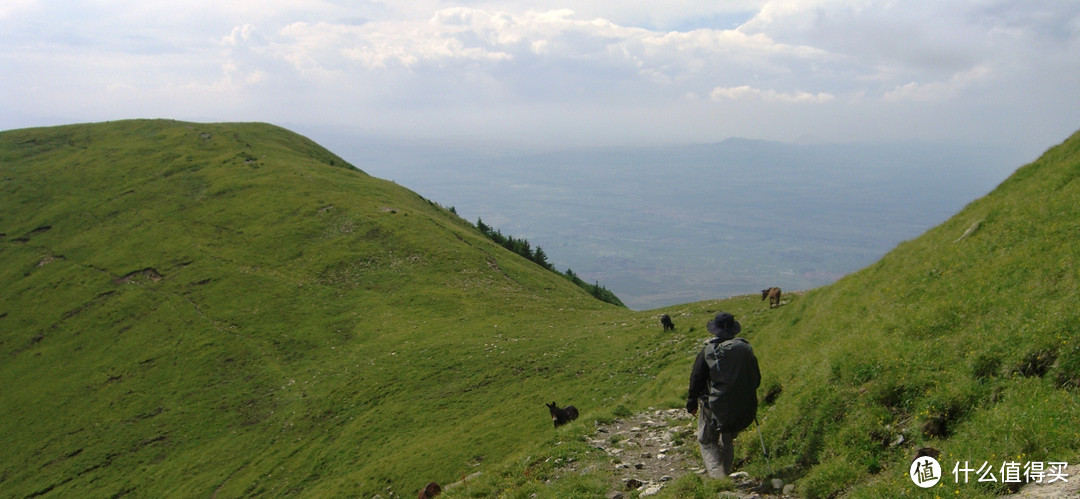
[533,246,551,270]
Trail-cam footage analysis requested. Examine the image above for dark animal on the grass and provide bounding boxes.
[762,287,781,308]
[418,481,441,498]
[661,314,675,331]
[546,401,579,427]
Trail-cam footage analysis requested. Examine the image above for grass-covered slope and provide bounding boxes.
[0,120,667,497]
[453,130,1080,498]
[648,130,1080,498]
[4,120,1078,499]
[786,130,1080,497]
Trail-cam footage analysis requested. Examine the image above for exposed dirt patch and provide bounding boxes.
[589,408,697,496]
[590,408,794,498]
[114,268,163,284]
[37,255,64,267]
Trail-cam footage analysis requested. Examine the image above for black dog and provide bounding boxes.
[546,402,579,427]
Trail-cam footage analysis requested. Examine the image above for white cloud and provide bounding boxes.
[0,0,37,20]
[238,7,831,99]
[883,65,991,102]
[1,1,1078,151]
[710,85,835,103]
[223,24,261,46]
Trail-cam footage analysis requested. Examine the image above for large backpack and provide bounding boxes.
[703,336,761,433]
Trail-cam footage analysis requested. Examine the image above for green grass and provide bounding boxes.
[725,129,1080,498]
[2,120,1079,498]
[0,120,647,497]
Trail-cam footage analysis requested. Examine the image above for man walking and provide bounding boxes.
[687,312,761,478]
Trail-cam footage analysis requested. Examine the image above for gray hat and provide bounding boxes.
[706,312,741,337]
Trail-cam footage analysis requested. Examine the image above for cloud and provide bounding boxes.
[883,65,991,102]
[710,85,835,103]
[1,1,1078,151]
[0,0,37,20]
[237,7,831,102]
[223,24,262,47]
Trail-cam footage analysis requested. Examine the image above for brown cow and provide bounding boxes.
[762,287,781,308]
[418,481,441,498]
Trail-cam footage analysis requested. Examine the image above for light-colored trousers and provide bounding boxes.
[696,402,736,479]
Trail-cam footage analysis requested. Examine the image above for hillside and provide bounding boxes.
[2,120,1079,498]
[0,120,655,497]
[425,130,1080,498]
[725,128,1080,497]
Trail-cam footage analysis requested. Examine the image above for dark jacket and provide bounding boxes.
[688,334,761,433]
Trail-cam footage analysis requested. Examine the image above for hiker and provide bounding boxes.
[686,312,761,478]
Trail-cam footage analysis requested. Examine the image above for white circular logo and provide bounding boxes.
[910,456,942,488]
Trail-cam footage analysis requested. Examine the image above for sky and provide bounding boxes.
[2,1,1079,153]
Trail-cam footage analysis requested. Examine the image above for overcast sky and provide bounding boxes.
[2,1,1078,153]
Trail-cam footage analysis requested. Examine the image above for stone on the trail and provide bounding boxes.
[640,483,663,496]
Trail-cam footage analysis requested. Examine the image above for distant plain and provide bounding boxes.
[328,137,1028,309]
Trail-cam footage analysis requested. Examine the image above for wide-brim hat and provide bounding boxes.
[706,312,741,336]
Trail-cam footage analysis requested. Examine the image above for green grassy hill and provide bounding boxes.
[2,120,1078,498]
[625,129,1080,498]
[0,120,657,497]
[743,129,1080,497]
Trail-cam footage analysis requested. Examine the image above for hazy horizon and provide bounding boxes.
[324,135,1032,310]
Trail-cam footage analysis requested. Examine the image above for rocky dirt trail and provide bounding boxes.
[590,409,1080,498]
[588,408,794,498]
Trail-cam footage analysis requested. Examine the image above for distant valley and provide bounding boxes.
[326,136,1028,309]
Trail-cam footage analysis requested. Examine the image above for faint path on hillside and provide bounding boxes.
[589,408,793,498]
